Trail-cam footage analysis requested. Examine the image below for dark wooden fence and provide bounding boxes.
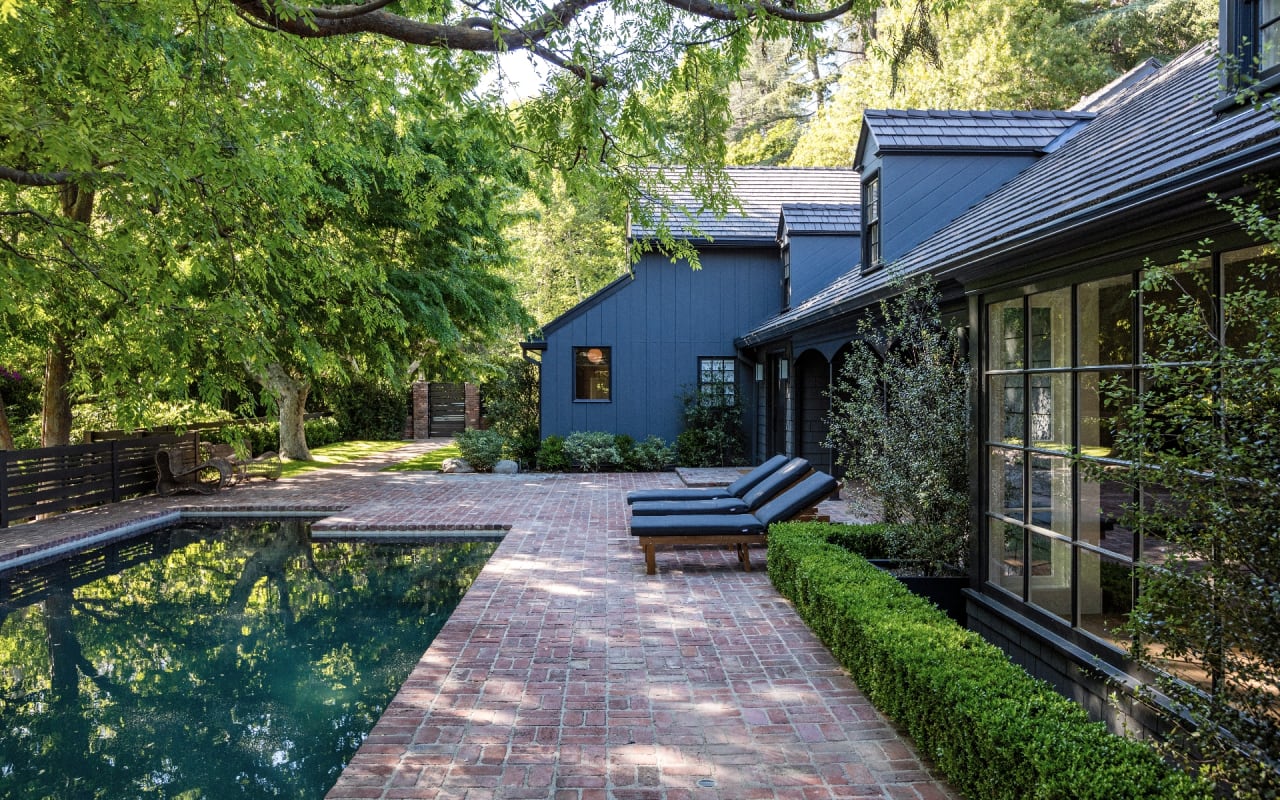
[0,433,196,528]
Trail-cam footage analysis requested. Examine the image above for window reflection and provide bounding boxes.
[1078,275,1134,366]
[989,448,1024,522]
[1028,533,1073,622]
[989,374,1024,445]
[1029,454,1072,536]
[1078,475,1136,559]
[1078,550,1133,648]
[1030,288,1071,369]
[1029,373,1071,449]
[1079,372,1131,459]
[988,298,1024,371]
[989,519,1024,596]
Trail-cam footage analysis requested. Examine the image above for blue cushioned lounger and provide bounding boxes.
[625,454,789,505]
[630,457,809,516]
[629,471,839,574]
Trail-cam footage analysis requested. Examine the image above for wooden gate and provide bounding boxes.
[427,383,466,437]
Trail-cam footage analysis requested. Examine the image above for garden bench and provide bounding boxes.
[155,446,233,496]
[200,443,283,484]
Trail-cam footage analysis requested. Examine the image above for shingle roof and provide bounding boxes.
[779,203,860,235]
[862,109,1093,154]
[629,167,860,243]
[741,42,1280,347]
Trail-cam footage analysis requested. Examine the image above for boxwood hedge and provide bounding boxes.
[767,522,1211,800]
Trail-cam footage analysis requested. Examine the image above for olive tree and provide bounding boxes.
[825,273,972,570]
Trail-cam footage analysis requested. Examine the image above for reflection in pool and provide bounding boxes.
[0,517,496,799]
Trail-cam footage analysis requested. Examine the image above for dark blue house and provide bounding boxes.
[739,28,1280,737]
[530,168,858,445]
[533,0,1280,740]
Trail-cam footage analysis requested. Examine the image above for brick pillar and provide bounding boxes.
[464,383,481,431]
[410,381,430,439]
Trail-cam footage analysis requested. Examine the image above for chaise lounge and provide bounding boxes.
[629,456,809,516]
[625,454,790,505]
[629,470,839,575]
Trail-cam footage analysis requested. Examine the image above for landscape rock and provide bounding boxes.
[440,457,474,473]
[494,459,519,474]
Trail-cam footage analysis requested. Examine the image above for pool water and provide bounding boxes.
[0,517,496,799]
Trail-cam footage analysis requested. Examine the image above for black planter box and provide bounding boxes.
[868,559,968,625]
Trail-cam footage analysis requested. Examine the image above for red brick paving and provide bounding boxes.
[0,441,956,800]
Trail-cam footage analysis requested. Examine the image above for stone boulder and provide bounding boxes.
[440,457,474,473]
[493,459,519,475]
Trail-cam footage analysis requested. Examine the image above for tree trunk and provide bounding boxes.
[262,362,312,460]
[39,184,94,448]
[0,393,13,450]
[41,330,73,447]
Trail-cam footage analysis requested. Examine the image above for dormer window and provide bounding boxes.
[1225,0,1280,87]
[782,244,792,311]
[863,174,882,272]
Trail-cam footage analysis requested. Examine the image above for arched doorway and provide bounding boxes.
[794,349,833,474]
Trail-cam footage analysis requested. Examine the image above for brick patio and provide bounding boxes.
[0,441,956,800]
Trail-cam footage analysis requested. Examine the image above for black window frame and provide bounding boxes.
[863,173,882,273]
[697,357,737,407]
[781,244,792,312]
[1225,0,1280,89]
[573,346,612,402]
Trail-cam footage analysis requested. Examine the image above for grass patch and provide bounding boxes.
[381,443,462,472]
[277,440,407,478]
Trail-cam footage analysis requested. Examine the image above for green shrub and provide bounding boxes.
[630,435,674,472]
[613,434,636,470]
[456,429,505,472]
[767,522,1213,800]
[536,435,570,472]
[675,384,744,466]
[304,416,343,448]
[564,431,620,472]
[318,377,406,440]
[481,358,540,464]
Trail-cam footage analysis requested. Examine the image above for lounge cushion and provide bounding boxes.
[754,472,839,525]
[625,454,789,505]
[629,513,766,537]
[624,486,734,504]
[630,496,749,516]
[629,457,810,517]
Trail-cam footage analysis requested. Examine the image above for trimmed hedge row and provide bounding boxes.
[767,522,1211,800]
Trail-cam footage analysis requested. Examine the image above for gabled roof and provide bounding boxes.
[741,42,1280,348]
[1071,57,1163,112]
[854,109,1093,164]
[779,203,860,236]
[629,167,859,244]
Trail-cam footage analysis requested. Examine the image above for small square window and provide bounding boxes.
[698,357,736,406]
[574,347,611,401]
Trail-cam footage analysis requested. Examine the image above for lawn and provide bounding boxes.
[381,443,461,472]
[276,440,408,478]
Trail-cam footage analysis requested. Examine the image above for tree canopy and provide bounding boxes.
[0,0,531,453]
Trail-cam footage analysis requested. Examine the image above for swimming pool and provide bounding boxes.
[0,516,497,799]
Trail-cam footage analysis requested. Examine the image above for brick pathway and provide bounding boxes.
[0,441,956,800]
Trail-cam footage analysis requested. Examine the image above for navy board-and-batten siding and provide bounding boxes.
[866,151,1041,267]
[539,246,783,442]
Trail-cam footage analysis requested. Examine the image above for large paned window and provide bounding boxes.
[981,251,1271,652]
[698,357,737,405]
[864,175,881,271]
[574,346,611,401]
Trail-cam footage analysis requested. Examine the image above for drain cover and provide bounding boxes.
[696,778,717,788]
